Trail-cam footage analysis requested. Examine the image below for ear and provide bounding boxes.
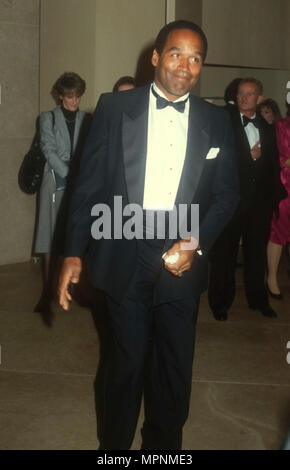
[257,95,264,105]
[151,49,159,68]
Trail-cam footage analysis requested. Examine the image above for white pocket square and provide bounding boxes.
[206,147,220,159]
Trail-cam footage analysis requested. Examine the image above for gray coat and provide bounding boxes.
[40,105,86,178]
[34,106,86,254]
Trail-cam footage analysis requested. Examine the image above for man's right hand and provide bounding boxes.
[58,257,82,311]
[250,140,261,160]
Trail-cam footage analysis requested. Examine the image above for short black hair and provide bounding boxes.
[51,72,86,102]
[154,20,208,62]
[113,76,136,92]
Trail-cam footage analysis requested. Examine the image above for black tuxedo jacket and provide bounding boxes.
[228,108,278,212]
[65,85,239,303]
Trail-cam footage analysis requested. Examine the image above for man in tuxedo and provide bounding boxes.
[58,20,239,450]
[208,78,278,321]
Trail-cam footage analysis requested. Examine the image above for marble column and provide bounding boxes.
[0,0,40,264]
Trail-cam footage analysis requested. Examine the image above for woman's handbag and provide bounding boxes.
[18,112,55,194]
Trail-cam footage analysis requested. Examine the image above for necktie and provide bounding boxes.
[242,115,260,128]
[151,86,188,113]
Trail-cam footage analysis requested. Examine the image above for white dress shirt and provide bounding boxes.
[143,82,190,211]
[240,112,260,150]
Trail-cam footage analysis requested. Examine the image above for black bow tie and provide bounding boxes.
[242,115,260,128]
[151,86,188,113]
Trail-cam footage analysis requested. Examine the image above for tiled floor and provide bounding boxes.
[0,259,289,450]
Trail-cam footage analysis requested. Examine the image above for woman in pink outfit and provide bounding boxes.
[267,106,290,298]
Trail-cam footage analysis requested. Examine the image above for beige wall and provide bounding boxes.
[171,0,290,111]
[200,0,290,113]
[0,0,40,265]
[40,0,166,112]
[165,0,289,113]
[175,0,202,24]
[94,0,165,97]
[40,0,97,112]
[203,0,286,69]
[282,0,290,68]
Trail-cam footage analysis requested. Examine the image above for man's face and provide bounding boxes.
[152,29,204,101]
[237,82,263,115]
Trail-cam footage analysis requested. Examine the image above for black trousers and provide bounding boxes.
[96,239,199,450]
[208,202,270,312]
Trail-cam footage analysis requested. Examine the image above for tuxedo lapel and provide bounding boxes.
[175,95,211,206]
[122,86,150,206]
[232,110,252,158]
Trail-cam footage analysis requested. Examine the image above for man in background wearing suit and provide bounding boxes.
[58,20,239,450]
[208,78,277,321]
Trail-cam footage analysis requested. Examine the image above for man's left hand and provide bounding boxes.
[163,237,197,277]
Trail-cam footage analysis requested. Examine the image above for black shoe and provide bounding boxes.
[250,305,277,318]
[260,306,277,317]
[266,284,283,300]
[34,297,50,313]
[213,310,228,321]
[34,295,54,327]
